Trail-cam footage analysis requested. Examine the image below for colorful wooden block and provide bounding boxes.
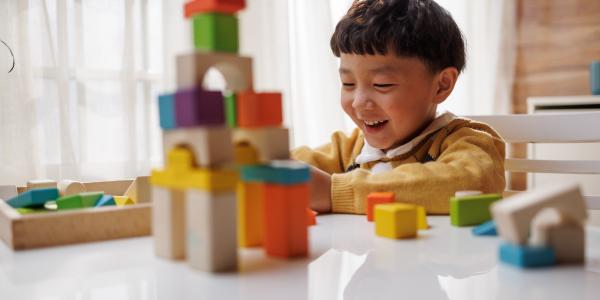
[366,192,395,222]
[241,160,310,184]
[234,141,258,165]
[125,176,152,204]
[184,0,246,18]
[450,193,502,227]
[7,188,59,209]
[417,206,428,230]
[472,220,497,236]
[530,207,585,264]
[0,185,18,200]
[263,183,309,258]
[233,127,290,163]
[56,192,103,210]
[307,208,317,226]
[237,91,283,128]
[192,13,238,53]
[375,203,418,239]
[175,87,224,127]
[176,52,253,91]
[491,182,587,245]
[95,195,116,207]
[152,187,186,259]
[163,126,233,168]
[114,196,135,206]
[186,189,238,272]
[237,182,264,247]
[158,93,177,129]
[499,242,555,268]
[26,179,57,191]
[58,180,87,196]
[224,92,237,128]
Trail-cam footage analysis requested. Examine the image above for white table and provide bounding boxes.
[1,215,600,300]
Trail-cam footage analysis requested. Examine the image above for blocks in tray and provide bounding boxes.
[450,193,502,227]
[7,188,59,209]
[192,13,238,53]
[236,91,283,128]
[184,0,246,18]
[95,195,116,207]
[56,192,103,210]
[366,192,394,222]
[375,203,418,239]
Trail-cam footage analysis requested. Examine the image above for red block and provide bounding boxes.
[263,184,309,258]
[237,91,283,128]
[184,0,245,18]
[306,208,317,226]
[367,192,395,222]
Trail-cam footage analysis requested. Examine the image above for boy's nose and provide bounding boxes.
[352,91,375,110]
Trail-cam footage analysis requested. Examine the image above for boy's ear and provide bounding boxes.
[432,67,459,104]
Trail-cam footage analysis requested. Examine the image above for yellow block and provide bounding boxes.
[237,182,264,247]
[375,203,418,239]
[115,196,135,206]
[417,206,428,230]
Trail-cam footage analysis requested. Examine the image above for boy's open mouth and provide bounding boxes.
[364,120,388,129]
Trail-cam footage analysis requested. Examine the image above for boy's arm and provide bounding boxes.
[331,126,506,214]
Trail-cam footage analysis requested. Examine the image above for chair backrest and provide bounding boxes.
[467,111,600,210]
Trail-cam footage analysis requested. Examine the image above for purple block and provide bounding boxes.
[175,87,225,126]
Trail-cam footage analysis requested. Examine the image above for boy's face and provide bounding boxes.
[339,53,442,151]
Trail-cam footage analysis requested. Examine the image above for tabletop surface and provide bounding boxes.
[1,215,600,300]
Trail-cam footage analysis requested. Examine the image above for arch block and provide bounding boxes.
[176,51,253,92]
[162,126,233,168]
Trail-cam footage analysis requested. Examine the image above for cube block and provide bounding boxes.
[237,91,283,127]
[162,126,233,168]
[237,182,264,247]
[241,160,310,185]
[152,187,186,259]
[450,193,502,227]
[472,220,498,236]
[193,13,238,53]
[375,203,418,239]
[7,188,59,209]
[366,192,394,222]
[499,242,555,268]
[184,0,246,18]
[175,87,224,127]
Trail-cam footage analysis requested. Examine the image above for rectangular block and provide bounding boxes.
[241,160,310,185]
[152,187,186,259]
[237,91,282,127]
[224,92,237,128]
[499,242,555,268]
[26,179,57,191]
[176,52,253,91]
[366,192,394,222]
[472,220,497,236]
[263,183,309,258]
[184,0,246,18]
[151,166,239,192]
[233,127,290,163]
[7,188,59,209]
[193,13,238,53]
[175,87,224,127]
[530,207,585,264]
[450,193,502,227]
[237,182,264,247]
[162,126,233,168]
[186,189,238,272]
[491,183,587,245]
[375,203,418,239]
[158,93,177,129]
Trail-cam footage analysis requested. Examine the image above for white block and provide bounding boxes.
[152,187,186,259]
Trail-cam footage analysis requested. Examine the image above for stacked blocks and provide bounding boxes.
[366,192,394,222]
[450,193,502,227]
[375,203,418,239]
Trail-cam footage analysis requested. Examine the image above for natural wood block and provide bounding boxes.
[236,91,283,128]
[176,51,253,91]
[58,180,87,196]
[192,13,238,53]
[26,179,57,191]
[162,126,233,168]
[491,183,587,245]
[375,203,418,239]
[237,182,264,247]
[125,176,152,204]
[366,192,394,222]
[83,180,132,196]
[184,0,246,18]
[233,127,290,163]
[530,207,585,264]
[186,189,238,272]
[152,187,186,260]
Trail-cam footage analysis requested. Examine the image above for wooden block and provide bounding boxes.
[491,182,587,245]
[417,206,428,230]
[0,185,18,200]
[237,91,283,127]
[237,182,264,247]
[499,242,555,268]
[186,189,238,272]
[241,160,310,184]
[158,93,177,129]
[175,87,225,127]
[530,207,585,264]
[152,187,186,259]
[375,203,418,239]
[125,176,152,204]
[366,192,394,222]
[95,195,116,207]
[306,208,317,226]
[58,180,87,196]
[450,193,502,227]
[184,0,246,18]
[472,220,497,236]
[192,13,238,53]
[56,192,103,210]
[234,141,258,165]
[224,92,237,128]
[26,179,57,191]
[114,196,135,206]
[233,127,290,163]
[7,188,59,209]
[176,51,253,91]
[162,126,233,168]
[151,155,239,192]
[263,183,309,258]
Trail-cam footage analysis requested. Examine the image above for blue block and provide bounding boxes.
[241,160,310,185]
[499,242,555,268]
[158,93,176,129]
[472,220,497,236]
[7,188,59,209]
[95,195,116,207]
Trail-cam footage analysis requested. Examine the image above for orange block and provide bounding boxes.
[367,192,395,222]
[263,183,309,258]
[237,182,264,247]
[184,0,245,18]
[237,91,283,128]
[306,208,317,226]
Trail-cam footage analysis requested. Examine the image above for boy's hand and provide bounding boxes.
[308,166,332,213]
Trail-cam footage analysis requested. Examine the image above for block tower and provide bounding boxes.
[151,0,311,272]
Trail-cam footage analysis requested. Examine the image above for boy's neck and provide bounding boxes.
[381,113,438,153]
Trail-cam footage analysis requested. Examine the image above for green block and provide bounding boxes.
[450,194,502,227]
[193,13,238,53]
[57,192,104,210]
[224,92,237,127]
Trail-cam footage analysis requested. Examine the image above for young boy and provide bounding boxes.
[292,0,506,214]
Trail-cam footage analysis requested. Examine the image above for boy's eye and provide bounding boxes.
[342,83,355,87]
[374,84,395,88]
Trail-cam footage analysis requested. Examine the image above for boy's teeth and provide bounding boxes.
[365,120,386,126]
